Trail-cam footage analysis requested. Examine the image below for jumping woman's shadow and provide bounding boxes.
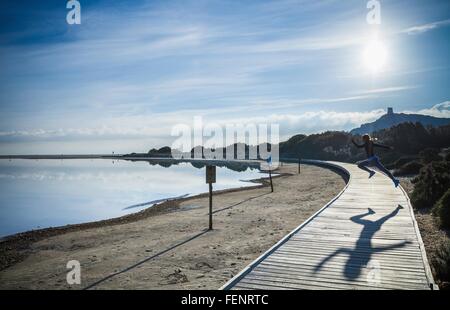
[313,205,410,280]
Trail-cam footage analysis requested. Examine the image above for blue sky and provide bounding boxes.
[0,0,449,154]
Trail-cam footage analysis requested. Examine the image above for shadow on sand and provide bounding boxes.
[83,229,209,290]
[313,205,410,280]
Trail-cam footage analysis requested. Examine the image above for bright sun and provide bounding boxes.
[363,39,388,75]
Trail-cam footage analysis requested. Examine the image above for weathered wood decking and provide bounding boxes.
[221,161,437,290]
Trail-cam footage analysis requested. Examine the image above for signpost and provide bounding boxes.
[206,166,216,230]
[266,156,274,193]
[268,168,273,192]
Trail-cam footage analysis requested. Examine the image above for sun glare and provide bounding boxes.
[363,39,388,75]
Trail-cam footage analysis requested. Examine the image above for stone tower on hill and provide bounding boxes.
[350,107,450,135]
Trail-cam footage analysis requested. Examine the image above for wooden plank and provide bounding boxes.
[276,246,426,259]
[240,275,389,290]
[256,263,429,283]
[267,253,426,270]
[276,245,424,258]
[261,256,427,274]
[290,234,420,245]
[284,239,421,251]
[247,270,428,290]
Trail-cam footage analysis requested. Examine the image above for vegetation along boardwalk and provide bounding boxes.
[221,160,437,290]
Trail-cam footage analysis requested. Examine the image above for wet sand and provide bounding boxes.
[0,163,345,290]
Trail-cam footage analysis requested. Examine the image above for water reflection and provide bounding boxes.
[125,158,260,172]
[0,159,264,237]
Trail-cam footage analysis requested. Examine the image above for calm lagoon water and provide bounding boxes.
[0,159,264,237]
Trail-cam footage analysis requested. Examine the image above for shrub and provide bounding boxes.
[411,161,450,209]
[386,156,419,170]
[432,241,450,283]
[393,161,424,176]
[434,189,450,229]
[419,148,442,164]
[158,146,171,153]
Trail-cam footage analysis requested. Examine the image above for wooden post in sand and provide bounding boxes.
[265,157,274,193]
[298,157,301,174]
[269,168,273,192]
[206,166,216,231]
[208,182,213,230]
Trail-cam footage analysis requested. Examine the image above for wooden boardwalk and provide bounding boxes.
[221,161,437,290]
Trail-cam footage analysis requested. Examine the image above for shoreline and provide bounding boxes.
[0,155,261,165]
[0,169,288,271]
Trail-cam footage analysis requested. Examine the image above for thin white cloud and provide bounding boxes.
[230,95,377,112]
[401,19,450,35]
[351,85,419,95]
[224,34,363,54]
[220,109,386,136]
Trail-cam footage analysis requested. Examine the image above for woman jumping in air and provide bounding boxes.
[351,134,400,187]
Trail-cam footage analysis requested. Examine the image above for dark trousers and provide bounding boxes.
[356,155,396,181]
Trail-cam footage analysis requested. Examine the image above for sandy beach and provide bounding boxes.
[0,163,345,290]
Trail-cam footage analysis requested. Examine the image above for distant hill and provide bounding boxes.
[350,107,450,135]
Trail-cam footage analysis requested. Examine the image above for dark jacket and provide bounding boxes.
[352,139,391,158]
